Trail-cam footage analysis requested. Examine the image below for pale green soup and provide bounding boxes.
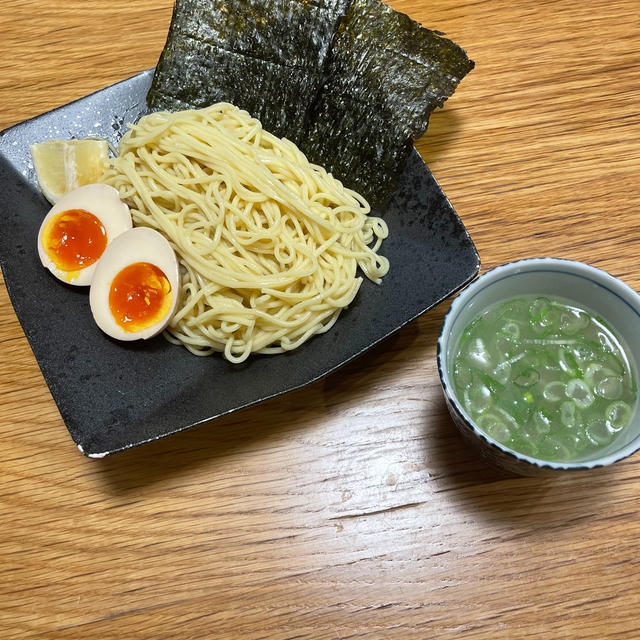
[452,296,638,462]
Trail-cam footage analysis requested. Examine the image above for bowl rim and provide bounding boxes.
[437,257,640,471]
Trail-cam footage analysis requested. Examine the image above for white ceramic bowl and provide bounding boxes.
[437,258,640,476]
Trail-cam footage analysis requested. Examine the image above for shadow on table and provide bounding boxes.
[416,108,464,167]
[95,292,619,533]
[410,304,623,528]
[425,392,622,528]
[94,319,423,495]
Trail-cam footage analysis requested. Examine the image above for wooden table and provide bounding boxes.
[2,1,640,637]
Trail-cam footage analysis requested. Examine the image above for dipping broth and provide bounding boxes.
[452,296,638,462]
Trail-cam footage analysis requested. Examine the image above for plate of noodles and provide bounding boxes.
[0,70,479,456]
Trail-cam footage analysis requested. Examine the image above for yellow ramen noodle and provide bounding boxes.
[103,103,389,363]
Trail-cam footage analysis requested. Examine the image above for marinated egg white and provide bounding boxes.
[89,227,180,341]
[37,183,132,286]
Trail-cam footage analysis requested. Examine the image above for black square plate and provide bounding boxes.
[0,70,479,457]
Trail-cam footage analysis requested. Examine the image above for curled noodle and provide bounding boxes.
[103,103,389,363]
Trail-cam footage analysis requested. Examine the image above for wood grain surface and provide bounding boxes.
[2,0,640,638]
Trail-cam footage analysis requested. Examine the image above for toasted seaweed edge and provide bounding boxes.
[147,0,474,206]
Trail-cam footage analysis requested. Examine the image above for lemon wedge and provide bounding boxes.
[30,139,110,204]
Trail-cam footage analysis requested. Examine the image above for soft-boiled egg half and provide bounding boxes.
[89,227,180,341]
[37,183,132,285]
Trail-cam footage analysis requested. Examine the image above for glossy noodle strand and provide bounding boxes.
[102,103,389,363]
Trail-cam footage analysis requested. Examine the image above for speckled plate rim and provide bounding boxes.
[0,69,481,457]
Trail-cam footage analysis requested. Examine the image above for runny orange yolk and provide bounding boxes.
[43,209,107,273]
[109,262,173,332]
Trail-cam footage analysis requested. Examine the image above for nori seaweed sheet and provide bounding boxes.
[147,0,474,207]
[149,0,346,137]
[166,0,344,70]
[303,93,413,199]
[149,36,321,138]
[298,0,474,202]
[320,0,474,139]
